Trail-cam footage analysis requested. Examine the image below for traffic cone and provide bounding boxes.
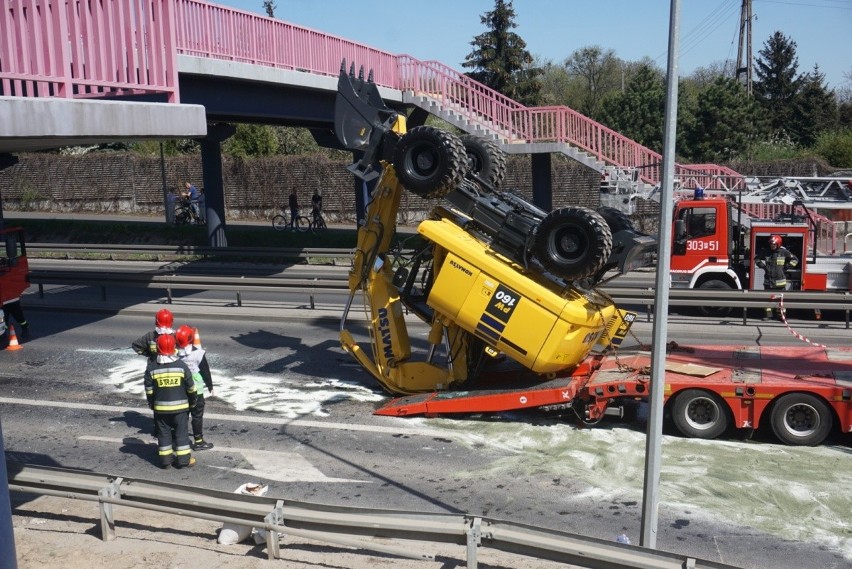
[192,328,202,348]
[5,327,23,351]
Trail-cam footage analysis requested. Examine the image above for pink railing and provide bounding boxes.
[173,0,401,87]
[0,0,179,102]
[1,0,734,186]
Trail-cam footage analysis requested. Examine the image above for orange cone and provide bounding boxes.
[5,327,23,351]
[192,328,202,348]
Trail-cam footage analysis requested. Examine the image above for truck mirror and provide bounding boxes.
[675,219,686,240]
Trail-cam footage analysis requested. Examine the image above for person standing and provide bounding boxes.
[183,181,201,222]
[288,189,299,230]
[132,308,175,361]
[755,234,798,320]
[311,189,323,221]
[145,334,197,469]
[2,298,29,341]
[175,324,214,451]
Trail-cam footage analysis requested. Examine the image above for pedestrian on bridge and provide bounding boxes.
[175,324,215,451]
[145,334,197,469]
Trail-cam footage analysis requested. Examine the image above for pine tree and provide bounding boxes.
[598,65,665,152]
[791,66,838,147]
[753,31,801,139]
[688,77,760,162]
[462,0,542,106]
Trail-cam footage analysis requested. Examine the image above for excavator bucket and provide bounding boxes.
[334,60,400,182]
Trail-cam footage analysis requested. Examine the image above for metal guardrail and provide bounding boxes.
[26,243,357,264]
[28,269,852,327]
[7,463,740,569]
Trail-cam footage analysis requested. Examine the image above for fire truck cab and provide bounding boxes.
[0,226,29,309]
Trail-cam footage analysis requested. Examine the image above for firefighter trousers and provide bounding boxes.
[154,411,192,467]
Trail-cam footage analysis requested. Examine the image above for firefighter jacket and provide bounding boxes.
[757,246,798,289]
[132,326,174,361]
[144,355,197,414]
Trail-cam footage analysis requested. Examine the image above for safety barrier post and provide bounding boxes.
[465,516,482,569]
[98,478,123,541]
[265,501,285,560]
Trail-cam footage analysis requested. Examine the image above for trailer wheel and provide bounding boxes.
[460,135,506,189]
[532,207,612,281]
[393,126,467,199]
[671,389,729,439]
[696,279,733,317]
[770,393,833,446]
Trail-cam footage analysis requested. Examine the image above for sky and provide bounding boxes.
[215,0,851,90]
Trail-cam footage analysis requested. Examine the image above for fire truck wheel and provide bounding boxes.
[770,393,833,446]
[459,135,506,189]
[671,389,730,440]
[393,126,467,199]
[696,279,733,317]
[532,207,612,281]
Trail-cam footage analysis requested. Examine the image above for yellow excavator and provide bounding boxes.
[334,61,655,399]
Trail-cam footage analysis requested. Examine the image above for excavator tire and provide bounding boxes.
[596,206,636,233]
[393,126,467,199]
[460,135,506,189]
[532,207,613,281]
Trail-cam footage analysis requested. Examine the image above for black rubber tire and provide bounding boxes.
[174,208,190,225]
[532,207,612,281]
[295,215,310,232]
[671,389,730,440]
[272,215,287,231]
[596,206,636,233]
[697,279,733,317]
[392,126,467,199]
[460,134,506,189]
[770,393,833,446]
[311,217,327,232]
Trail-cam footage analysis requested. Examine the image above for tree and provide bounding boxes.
[790,66,838,147]
[262,1,276,18]
[563,46,621,118]
[462,0,542,106]
[688,77,760,162]
[223,124,280,157]
[598,64,666,152]
[753,31,801,140]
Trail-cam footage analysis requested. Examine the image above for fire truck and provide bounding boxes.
[0,225,29,336]
[669,193,852,315]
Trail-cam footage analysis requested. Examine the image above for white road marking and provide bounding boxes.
[79,436,365,483]
[0,396,450,437]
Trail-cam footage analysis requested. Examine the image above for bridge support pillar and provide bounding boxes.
[531,153,552,212]
[199,123,236,248]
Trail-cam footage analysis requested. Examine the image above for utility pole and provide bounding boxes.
[735,0,753,96]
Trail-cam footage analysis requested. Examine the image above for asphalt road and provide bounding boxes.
[2,272,851,569]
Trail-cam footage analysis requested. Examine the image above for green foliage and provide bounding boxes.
[598,64,665,152]
[131,139,199,156]
[462,0,543,106]
[275,126,321,155]
[813,129,852,168]
[223,124,280,157]
[791,66,838,147]
[19,182,41,210]
[754,31,802,140]
[747,134,806,161]
[687,77,761,162]
[563,46,621,118]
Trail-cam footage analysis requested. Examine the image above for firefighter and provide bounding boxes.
[755,235,798,320]
[144,334,197,469]
[175,324,214,451]
[132,308,175,360]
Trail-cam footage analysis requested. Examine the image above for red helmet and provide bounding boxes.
[769,235,782,249]
[156,333,176,355]
[175,325,194,348]
[155,308,174,329]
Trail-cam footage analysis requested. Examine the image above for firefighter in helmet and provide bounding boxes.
[755,235,798,320]
[175,324,215,451]
[144,333,197,469]
[132,308,175,361]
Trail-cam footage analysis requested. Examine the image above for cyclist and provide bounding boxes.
[310,190,324,228]
[183,181,202,223]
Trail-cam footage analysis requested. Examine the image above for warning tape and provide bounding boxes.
[770,293,828,348]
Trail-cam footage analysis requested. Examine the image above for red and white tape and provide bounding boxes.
[769,293,828,348]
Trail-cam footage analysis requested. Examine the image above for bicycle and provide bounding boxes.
[272,209,309,232]
[174,197,203,225]
[308,209,327,232]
